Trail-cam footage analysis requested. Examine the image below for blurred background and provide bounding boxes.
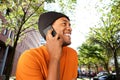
[0,0,120,80]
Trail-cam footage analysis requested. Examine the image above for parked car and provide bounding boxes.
[97,71,108,77]
[93,71,116,80]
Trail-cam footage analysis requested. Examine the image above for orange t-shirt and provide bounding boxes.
[16,46,78,80]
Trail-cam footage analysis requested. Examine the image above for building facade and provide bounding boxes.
[0,12,45,78]
[11,28,44,75]
[0,12,14,79]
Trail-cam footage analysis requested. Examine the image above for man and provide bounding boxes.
[16,11,78,80]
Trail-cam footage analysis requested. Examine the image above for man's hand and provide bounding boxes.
[46,29,63,61]
[46,29,63,80]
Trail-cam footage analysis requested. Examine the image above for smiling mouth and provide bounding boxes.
[64,34,71,37]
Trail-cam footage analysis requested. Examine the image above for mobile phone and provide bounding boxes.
[43,25,56,37]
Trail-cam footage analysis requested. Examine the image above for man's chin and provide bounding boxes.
[62,42,71,47]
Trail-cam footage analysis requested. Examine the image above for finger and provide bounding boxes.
[46,29,53,40]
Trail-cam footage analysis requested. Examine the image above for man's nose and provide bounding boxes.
[66,25,72,31]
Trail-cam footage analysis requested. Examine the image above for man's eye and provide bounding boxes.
[62,23,66,26]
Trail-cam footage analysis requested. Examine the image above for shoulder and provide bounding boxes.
[63,46,77,54]
[63,46,78,58]
[19,46,47,61]
[23,45,46,55]
[16,46,47,80]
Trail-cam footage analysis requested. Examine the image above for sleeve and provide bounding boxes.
[16,50,44,80]
[72,49,78,78]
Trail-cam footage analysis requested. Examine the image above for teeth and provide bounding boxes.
[64,34,71,36]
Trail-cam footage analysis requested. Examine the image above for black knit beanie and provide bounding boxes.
[38,11,70,40]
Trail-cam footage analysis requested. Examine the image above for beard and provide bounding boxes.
[62,41,71,47]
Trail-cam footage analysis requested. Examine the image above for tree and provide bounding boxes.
[77,43,110,74]
[0,0,45,79]
[89,21,120,79]
[91,0,120,79]
[106,1,120,79]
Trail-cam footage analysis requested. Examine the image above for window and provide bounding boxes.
[0,19,2,26]
[0,47,1,51]
[3,28,8,35]
[10,31,13,39]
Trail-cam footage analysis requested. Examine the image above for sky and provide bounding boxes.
[44,0,105,50]
[70,0,111,50]
[70,0,101,50]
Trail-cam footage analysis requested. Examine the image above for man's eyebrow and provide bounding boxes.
[62,19,71,26]
[62,19,69,22]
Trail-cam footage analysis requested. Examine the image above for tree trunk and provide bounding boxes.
[5,23,23,80]
[113,49,120,80]
[5,35,19,80]
[104,62,109,73]
[95,64,98,74]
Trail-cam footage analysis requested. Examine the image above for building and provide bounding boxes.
[0,12,14,79]
[0,12,45,79]
[11,28,44,75]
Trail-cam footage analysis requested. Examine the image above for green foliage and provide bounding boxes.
[89,14,120,52]
[77,42,109,72]
[77,0,120,73]
[54,0,76,14]
[0,0,45,46]
[83,0,120,76]
[78,43,107,61]
[77,40,111,72]
[111,0,120,16]
[45,0,55,3]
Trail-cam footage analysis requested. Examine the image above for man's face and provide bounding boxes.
[52,17,72,46]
